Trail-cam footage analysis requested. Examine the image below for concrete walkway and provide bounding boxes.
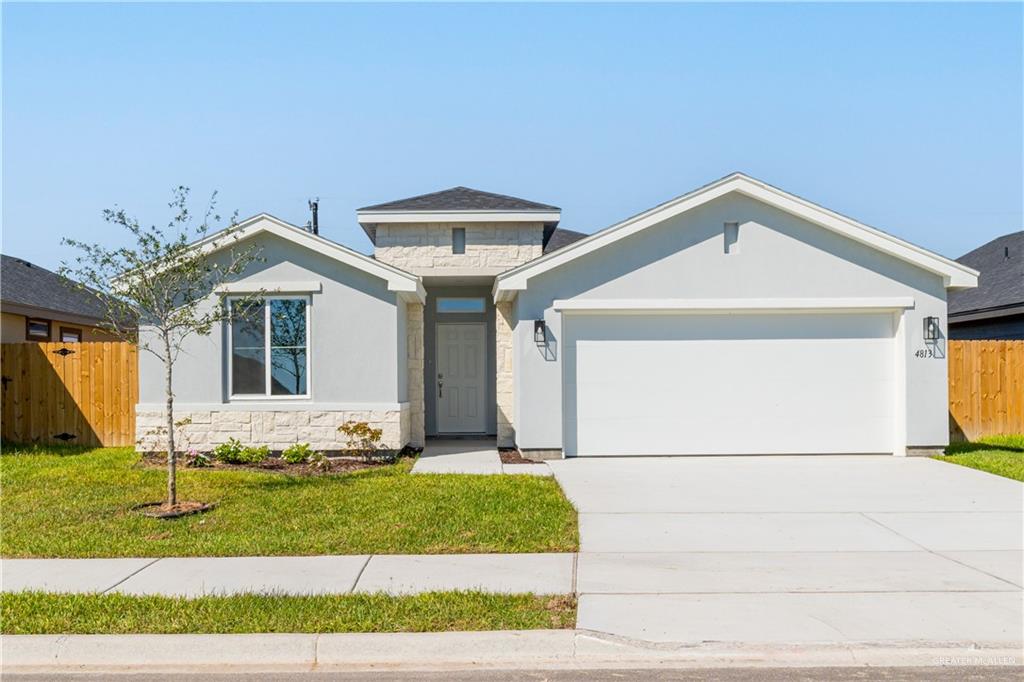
[411,439,550,476]
[1,553,574,597]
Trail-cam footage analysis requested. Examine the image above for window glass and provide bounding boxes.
[26,318,50,339]
[451,228,466,254]
[230,299,266,395]
[61,327,82,343]
[436,297,485,314]
[269,299,307,396]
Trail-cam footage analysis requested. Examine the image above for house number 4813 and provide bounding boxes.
[914,348,935,359]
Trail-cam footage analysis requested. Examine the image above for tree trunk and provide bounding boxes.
[163,334,177,507]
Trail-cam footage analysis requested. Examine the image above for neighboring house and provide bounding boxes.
[948,231,1023,340]
[135,173,978,457]
[0,254,122,343]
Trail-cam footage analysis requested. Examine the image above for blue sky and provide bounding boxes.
[3,2,1021,269]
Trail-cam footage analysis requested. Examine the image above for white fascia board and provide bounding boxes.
[357,210,561,224]
[552,297,916,313]
[495,174,979,292]
[216,281,322,295]
[188,214,425,304]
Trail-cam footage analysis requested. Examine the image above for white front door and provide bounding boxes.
[436,323,486,433]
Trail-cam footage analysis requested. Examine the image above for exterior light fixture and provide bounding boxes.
[534,320,546,344]
[923,316,940,341]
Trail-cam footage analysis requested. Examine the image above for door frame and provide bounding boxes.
[435,321,488,434]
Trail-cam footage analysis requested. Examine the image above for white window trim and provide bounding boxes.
[227,295,312,401]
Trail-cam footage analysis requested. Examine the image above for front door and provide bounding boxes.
[436,323,486,433]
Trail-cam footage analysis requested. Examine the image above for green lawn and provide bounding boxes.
[0,591,576,634]
[0,446,578,557]
[936,434,1024,482]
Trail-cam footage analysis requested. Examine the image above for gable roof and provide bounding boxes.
[0,254,118,324]
[948,230,1024,318]
[359,186,559,212]
[494,172,979,300]
[152,214,425,303]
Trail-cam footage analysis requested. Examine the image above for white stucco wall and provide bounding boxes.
[512,192,951,451]
[136,232,410,449]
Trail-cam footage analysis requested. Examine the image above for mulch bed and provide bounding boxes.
[498,448,543,464]
[138,452,388,476]
[132,500,215,519]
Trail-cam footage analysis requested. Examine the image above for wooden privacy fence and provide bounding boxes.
[948,340,1024,442]
[1,342,138,447]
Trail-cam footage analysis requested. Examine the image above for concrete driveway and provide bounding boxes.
[548,455,1023,646]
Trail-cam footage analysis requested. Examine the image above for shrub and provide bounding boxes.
[281,443,317,465]
[212,439,268,465]
[338,421,388,462]
[307,450,329,472]
[184,449,212,468]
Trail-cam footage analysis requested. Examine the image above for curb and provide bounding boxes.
[2,630,1022,673]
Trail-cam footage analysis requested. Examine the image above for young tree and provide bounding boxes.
[61,187,263,508]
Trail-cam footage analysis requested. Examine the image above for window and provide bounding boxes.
[229,297,309,397]
[451,227,466,254]
[436,297,485,314]
[26,318,50,340]
[60,327,82,343]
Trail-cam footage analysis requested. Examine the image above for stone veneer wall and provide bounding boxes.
[136,405,410,453]
[496,301,515,447]
[374,222,544,270]
[406,302,425,447]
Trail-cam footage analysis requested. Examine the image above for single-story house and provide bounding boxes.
[1,254,123,343]
[136,173,978,457]
[948,231,1023,340]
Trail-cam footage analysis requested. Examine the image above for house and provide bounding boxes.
[0,254,122,343]
[135,173,978,457]
[948,231,1023,340]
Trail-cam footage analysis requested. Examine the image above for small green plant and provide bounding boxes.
[307,450,329,472]
[184,449,212,468]
[338,421,389,463]
[212,439,268,465]
[240,445,269,464]
[281,443,317,465]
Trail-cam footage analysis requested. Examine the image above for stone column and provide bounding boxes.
[406,302,425,447]
[496,300,515,447]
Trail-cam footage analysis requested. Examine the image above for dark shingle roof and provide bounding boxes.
[543,228,588,254]
[359,186,559,213]
[1,254,111,322]
[948,231,1024,316]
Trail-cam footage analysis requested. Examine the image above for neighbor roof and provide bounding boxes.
[1,254,112,323]
[949,231,1024,318]
[543,228,588,255]
[494,172,979,300]
[358,186,560,213]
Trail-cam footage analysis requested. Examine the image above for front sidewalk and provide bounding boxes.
[1,553,574,597]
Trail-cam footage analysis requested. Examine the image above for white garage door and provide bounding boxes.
[564,312,896,456]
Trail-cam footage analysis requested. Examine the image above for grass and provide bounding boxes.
[936,434,1024,482]
[0,591,576,634]
[0,445,578,557]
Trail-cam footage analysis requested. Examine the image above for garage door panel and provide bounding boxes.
[565,313,895,456]
[571,415,895,455]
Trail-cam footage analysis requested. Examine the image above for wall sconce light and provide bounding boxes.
[534,320,546,344]
[923,316,940,341]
